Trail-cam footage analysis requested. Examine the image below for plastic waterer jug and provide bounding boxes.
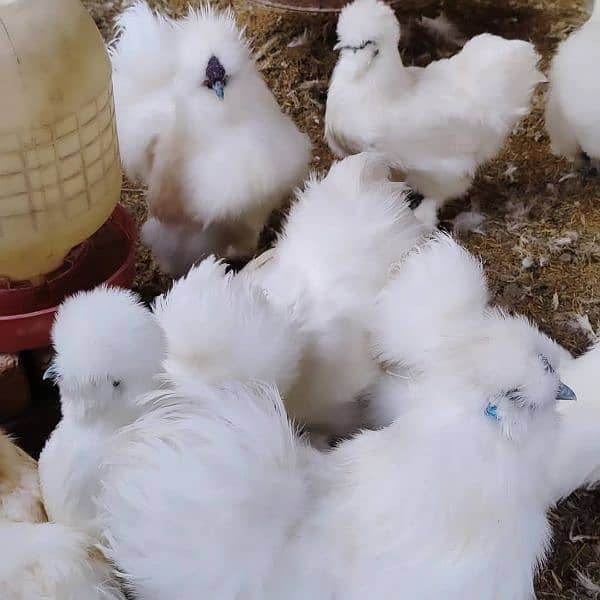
[0,0,121,281]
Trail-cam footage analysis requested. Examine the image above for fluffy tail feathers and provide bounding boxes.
[457,34,545,132]
[100,380,306,599]
[153,257,302,396]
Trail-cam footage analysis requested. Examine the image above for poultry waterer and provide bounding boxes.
[0,0,136,353]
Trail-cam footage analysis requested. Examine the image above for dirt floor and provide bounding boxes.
[84,0,600,596]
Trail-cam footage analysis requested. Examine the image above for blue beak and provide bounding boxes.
[557,381,576,401]
[485,404,499,421]
[213,80,225,100]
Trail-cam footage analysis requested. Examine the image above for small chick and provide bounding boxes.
[325,0,544,228]
[99,236,570,600]
[551,343,600,499]
[545,0,600,174]
[39,286,165,532]
[0,432,125,600]
[111,2,311,276]
[153,255,302,397]
[244,153,424,436]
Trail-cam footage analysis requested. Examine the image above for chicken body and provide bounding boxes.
[325,0,544,228]
[551,343,600,498]
[99,237,566,600]
[243,153,424,436]
[545,1,600,172]
[111,2,311,276]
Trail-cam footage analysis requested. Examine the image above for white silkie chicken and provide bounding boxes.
[39,286,165,533]
[325,0,544,228]
[243,153,424,436]
[111,2,311,276]
[545,0,600,174]
[99,235,573,600]
[0,432,125,600]
[153,255,302,397]
[551,343,600,499]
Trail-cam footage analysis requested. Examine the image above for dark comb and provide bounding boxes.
[205,55,226,84]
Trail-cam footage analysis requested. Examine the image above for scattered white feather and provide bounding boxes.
[569,313,599,343]
[576,571,600,595]
[452,211,486,235]
[288,29,310,48]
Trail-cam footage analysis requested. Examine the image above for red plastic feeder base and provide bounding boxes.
[0,204,138,353]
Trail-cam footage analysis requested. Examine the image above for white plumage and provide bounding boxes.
[244,153,424,435]
[325,0,544,228]
[153,256,302,397]
[545,1,600,171]
[551,343,600,499]
[39,287,165,532]
[111,2,311,276]
[0,432,125,600]
[99,236,566,600]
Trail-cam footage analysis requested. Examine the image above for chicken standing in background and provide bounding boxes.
[153,256,302,397]
[39,287,165,533]
[325,0,544,228]
[0,432,125,600]
[545,0,600,175]
[111,2,311,276]
[244,153,424,437]
[99,236,569,600]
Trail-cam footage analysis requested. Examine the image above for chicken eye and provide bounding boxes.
[505,388,526,406]
[539,355,555,374]
[112,380,122,389]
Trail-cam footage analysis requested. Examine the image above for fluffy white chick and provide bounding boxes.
[99,236,572,600]
[244,153,424,436]
[111,2,311,276]
[153,256,302,397]
[551,343,600,499]
[0,432,125,600]
[38,286,165,533]
[325,0,544,228]
[545,0,600,174]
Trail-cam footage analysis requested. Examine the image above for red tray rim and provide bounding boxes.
[0,204,137,351]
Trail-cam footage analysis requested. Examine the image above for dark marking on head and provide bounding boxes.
[406,190,424,210]
[539,355,555,374]
[204,56,227,89]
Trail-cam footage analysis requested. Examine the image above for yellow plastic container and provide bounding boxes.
[0,0,121,281]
